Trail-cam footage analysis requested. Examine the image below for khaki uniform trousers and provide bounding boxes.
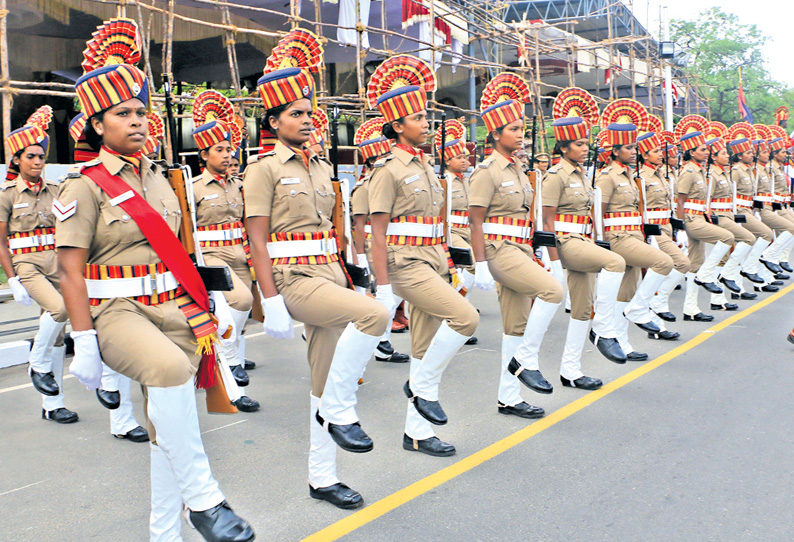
[14,251,68,323]
[487,242,563,336]
[389,245,479,360]
[450,227,475,274]
[714,212,755,244]
[735,209,773,242]
[274,262,388,397]
[203,244,254,312]
[760,208,794,235]
[606,230,673,302]
[684,214,734,271]
[557,234,626,321]
[778,208,794,225]
[655,225,691,274]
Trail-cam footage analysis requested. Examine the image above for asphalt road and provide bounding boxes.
[1,283,793,542]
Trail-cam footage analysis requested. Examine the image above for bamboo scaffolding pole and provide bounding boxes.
[0,0,8,161]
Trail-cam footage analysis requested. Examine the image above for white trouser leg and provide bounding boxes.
[650,269,685,314]
[29,312,65,374]
[721,242,752,281]
[149,443,184,542]
[216,349,243,403]
[683,272,702,316]
[624,269,667,324]
[762,231,794,263]
[650,312,668,332]
[559,318,590,381]
[146,380,224,512]
[742,237,770,274]
[614,302,635,355]
[319,323,381,425]
[230,308,249,366]
[41,346,65,411]
[309,394,340,489]
[101,362,121,392]
[695,241,731,283]
[498,334,524,407]
[710,275,728,306]
[410,321,469,400]
[512,298,560,370]
[404,358,435,440]
[759,265,776,285]
[780,243,793,264]
[111,374,139,435]
[591,270,624,339]
[380,294,402,342]
[565,289,571,312]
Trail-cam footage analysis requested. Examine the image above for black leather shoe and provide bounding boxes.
[402,433,456,457]
[772,280,785,286]
[230,365,249,387]
[711,303,738,311]
[497,401,545,418]
[507,358,553,394]
[740,270,765,284]
[719,276,741,293]
[189,501,255,542]
[96,389,120,410]
[588,330,627,364]
[626,351,649,361]
[788,333,794,346]
[781,262,793,272]
[654,311,677,322]
[755,284,779,292]
[29,368,59,396]
[232,396,260,413]
[375,341,409,363]
[565,308,571,314]
[775,272,790,280]
[403,381,447,425]
[42,408,78,424]
[465,336,478,345]
[243,359,256,371]
[760,259,783,273]
[114,425,149,442]
[309,483,363,510]
[648,330,680,340]
[630,320,661,333]
[731,292,757,300]
[683,312,714,322]
[316,412,373,453]
[693,277,723,293]
[560,375,603,390]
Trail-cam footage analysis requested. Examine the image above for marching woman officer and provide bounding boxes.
[367,56,479,457]
[636,133,688,336]
[191,107,259,412]
[768,138,794,267]
[0,113,78,423]
[595,124,674,359]
[245,67,389,508]
[542,116,627,388]
[468,97,563,417]
[57,18,253,541]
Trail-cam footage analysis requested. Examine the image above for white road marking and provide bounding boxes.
[0,479,50,497]
[0,374,75,395]
[201,419,248,435]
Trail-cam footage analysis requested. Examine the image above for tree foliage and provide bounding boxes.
[671,7,794,125]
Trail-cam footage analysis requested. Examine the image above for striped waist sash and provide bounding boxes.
[196,221,244,246]
[8,227,55,254]
[386,216,444,246]
[603,211,642,231]
[684,199,707,214]
[554,214,592,237]
[736,194,754,208]
[710,197,733,211]
[268,230,340,265]
[84,262,183,307]
[646,209,671,225]
[482,216,532,244]
[450,210,469,227]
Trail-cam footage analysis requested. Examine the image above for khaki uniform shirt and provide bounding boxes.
[771,161,790,199]
[709,165,733,214]
[351,171,370,217]
[595,162,639,213]
[541,159,592,216]
[755,164,773,196]
[449,172,470,213]
[641,165,672,210]
[731,163,754,197]
[676,161,708,200]
[193,169,244,227]
[0,177,58,265]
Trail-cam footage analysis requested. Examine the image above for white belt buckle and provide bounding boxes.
[147,273,157,296]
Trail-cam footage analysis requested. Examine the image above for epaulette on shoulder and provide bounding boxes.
[373,154,394,168]
[548,164,562,174]
[601,166,612,174]
[684,166,695,173]
[477,157,496,169]
[66,159,100,178]
[0,179,16,191]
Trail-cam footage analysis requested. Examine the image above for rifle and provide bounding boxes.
[665,146,686,231]
[329,107,369,289]
[590,142,610,250]
[528,115,555,248]
[634,158,661,237]
[704,149,719,225]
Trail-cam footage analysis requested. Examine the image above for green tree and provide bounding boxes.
[671,7,794,126]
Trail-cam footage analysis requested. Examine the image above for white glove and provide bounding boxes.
[375,284,397,316]
[550,259,565,285]
[356,253,370,273]
[649,235,660,250]
[210,291,236,345]
[8,276,32,306]
[474,260,495,290]
[69,329,103,390]
[261,293,294,339]
[676,229,688,248]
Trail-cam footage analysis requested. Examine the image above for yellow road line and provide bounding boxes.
[302,282,794,542]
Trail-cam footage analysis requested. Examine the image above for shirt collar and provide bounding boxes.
[202,168,227,185]
[16,178,46,194]
[98,147,153,177]
[393,145,422,166]
[274,140,318,165]
[493,151,514,170]
[560,159,581,175]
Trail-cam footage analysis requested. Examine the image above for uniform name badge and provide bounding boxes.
[280,177,301,185]
[109,190,135,206]
[501,181,515,187]
[618,182,629,187]
[13,202,29,209]
[404,174,420,185]
[569,183,581,188]
[204,193,219,200]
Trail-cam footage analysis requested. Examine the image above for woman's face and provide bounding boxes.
[644,146,663,167]
[715,147,729,167]
[758,147,770,162]
[394,111,429,147]
[202,140,232,175]
[92,98,148,155]
[615,144,636,166]
[493,119,524,154]
[691,144,709,162]
[564,139,589,163]
[269,98,313,147]
[14,145,46,181]
[668,152,679,167]
[446,153,469,174]
[228,158,240,177]
[773,149,787,163]
[739,149,754,165]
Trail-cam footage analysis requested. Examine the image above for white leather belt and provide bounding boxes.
[8,233,55,249]
[86,271,179,299]
[482,222,532,239]
[773,194,786,202]
[754,196,773,202]
[196,227,243,242]
[449,215,469,226]
[645,210,670,220]
[603,216,642,227]
[386,222,445,238]
[684,202,707,212]
[554,221,592,235]
[267,237,338,259]
[710,202,733,210]
[736,196,754,208]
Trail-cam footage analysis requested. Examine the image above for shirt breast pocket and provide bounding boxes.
[314,182,336,219]
[399,181,431,210]
[100,204,144,244]
[276,182,311,218]
[11,204,36,231]
[161,198,182,234]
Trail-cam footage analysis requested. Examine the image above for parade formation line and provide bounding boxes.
[301,282,794,542]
